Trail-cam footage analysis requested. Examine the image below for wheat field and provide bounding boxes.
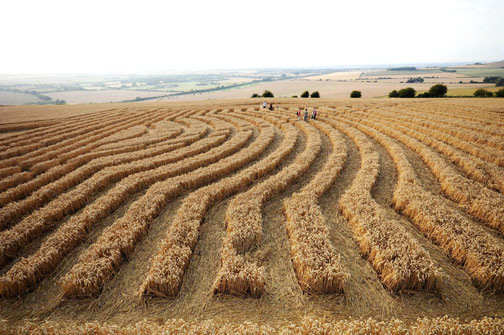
[0,98,503,334]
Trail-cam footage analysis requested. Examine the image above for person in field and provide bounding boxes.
[296,109,300,120]
[312,107,317,120]
[269,103,273,111]
[262,101,267,108]
[303,108,308,121]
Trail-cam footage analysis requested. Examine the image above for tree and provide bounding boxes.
[397,87,416,98]
[310,91,320,98]
[300,90,310,98]
[495,88,504,97]
[428,84,447,97]
[291,95,298,98]
[350,90,361,98]
[417,92,431,98]
[262,90,274,98]
[474,88,493,97]
[388,90,399,98]
[496,77,504,87]
[251,93,260,98]
[406,77,424,83]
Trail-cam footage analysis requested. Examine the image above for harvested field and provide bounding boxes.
[0,98,504,334]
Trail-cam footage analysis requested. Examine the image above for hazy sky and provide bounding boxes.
[1,0,503,73]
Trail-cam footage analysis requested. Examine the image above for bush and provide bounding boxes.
[251,93,260,98]
[483,76,503,83]
[496,78,504,87]
[417,92,431,98]
[300,91,309,98]
[428,84,447,97]
[473,88,493,97]
[495,88,504,97]
[291,95,298,98]
[388,90,399,98]
[398,87,416,98]
[310,91,320,98]
[406,77,424,83]
[350,90,361,98]
[262,90,274,98]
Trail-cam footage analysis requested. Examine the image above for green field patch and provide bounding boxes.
[451,68,504,77]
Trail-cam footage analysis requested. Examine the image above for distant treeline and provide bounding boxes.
[388,67,417,71]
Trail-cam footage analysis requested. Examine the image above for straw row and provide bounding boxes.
[387,106,504,141]
[369,109,504,166]
[142,120,294,297]
[0,122,183,205]
[0,111,152,168]
[0,166,21,179]
[61,124,268,297]
[213,119,321,298]
[283,120,349,294]
[96,120,184,151]
[352,116,504,235]
[324,117,441,292]
[0,125,235,268]
[0,108,122,148]
[0,109,168,170]
[363,112,504,194]
[0,120,206,229]
[400,103,504,134]
[0,108,132,159]
[2,316,504,335]
[0,128,247,297]
[343,118,504,291]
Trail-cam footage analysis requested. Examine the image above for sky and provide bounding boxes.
[1,0,503,73]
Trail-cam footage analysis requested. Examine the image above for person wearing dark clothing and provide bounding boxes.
[269,103,273,111]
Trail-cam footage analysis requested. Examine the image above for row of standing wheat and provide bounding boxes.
[322,116,440,292]
[0,116,204,231]
[361,111,504,194]
[0,117,236,297]
[341,116,504,290]
[350,115,504,235]
[141,113,285,297]
[0,119,225,272]
[283,119,349,294]
[60,116,262,296]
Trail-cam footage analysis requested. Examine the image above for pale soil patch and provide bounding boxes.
[305,71,364,81]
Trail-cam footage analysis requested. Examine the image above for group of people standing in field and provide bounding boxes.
[260,101,317,121]
[296,107,317,121]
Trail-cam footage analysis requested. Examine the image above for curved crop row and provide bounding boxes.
[0,109,168,170]
[0,110,153,166]
[96,120,184,151]
[283,120,349,294]
[0,120,205,229]
[0,128,243,297]
[362,112,504,194]
[0,108,134,159]
[0,121,233,268]
[0,108,122,147]
[323,117,441,292]
[368,110,504,167]
[351,116,504,235]
[60,123,267,297]
[213,118,322,298]
[387,106,504,141]
[341,117,504,291]
[0,124,182,200]
[141,118,293,298]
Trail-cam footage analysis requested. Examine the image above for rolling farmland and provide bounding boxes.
[0,99,504,334]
